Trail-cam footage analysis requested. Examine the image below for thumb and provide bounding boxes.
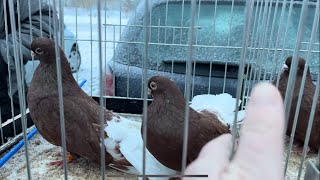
[232,82,285,179]
[184,134,232,179]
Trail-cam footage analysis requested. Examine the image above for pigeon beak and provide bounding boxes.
[282,64,289,71]
[31,51,35,57]
[148,88,151,95]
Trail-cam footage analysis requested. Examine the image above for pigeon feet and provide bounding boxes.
[292,145,310,156]
[287,140,311,156]
[67,152,74,161]
[49,152,74,167]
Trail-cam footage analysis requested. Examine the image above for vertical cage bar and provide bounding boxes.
[112,25,116,97]
[90,8,93,96]
[250,0,266,85]
[245,0,264,100]
[104,1,107,97]
[253,0,270,83]
[39,0,43,37]
[179,0,185,45]
[127,45,130,98]
[318,150,320,170]
[149,0,152,41]
[191,0,201,98]
[208,0,218,94]
[29,0,36,79]
[257,0,272,81]
[156,19,161,73]
[230,0,254,160]
[269,0,288,83]
[52,0,68,179]
[142,0,150,178]
[75,7,79,82]
[17,0,27,141]
[97,0,106,179]
[296,4,320,179]
[48,0,52,38]
[284,0,320,175]
[276,0,294,88]
[119,2,122,41]
[181,0,196,175]
[222,61,227,93]
[258,9,272,82]
[223,0,235,93]
[263,0,280,82]
[297,65,320,179]
[164,0,169,44]
[227,0,235,46]
[282,0,308,139]
[171,28,176,75]
[195,0,201,45]
[140,2,144,99]
[59,0,64,48]
[243,0,262,107]
[3,0,17,135]
[0,111,4,144]
[126,4,131,98]
[8,0,31,179]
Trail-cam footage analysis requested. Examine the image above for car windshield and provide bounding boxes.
[115,1,319,77]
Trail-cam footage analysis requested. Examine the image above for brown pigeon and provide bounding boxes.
[272,56,319,151]
[142,76,231,171]
[27,37,131,167]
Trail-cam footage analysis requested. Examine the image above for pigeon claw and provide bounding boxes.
[67,152,74,161]
[49,152,74,168]
[49,160,64,167]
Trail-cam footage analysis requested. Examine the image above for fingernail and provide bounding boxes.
[250,82,283,106]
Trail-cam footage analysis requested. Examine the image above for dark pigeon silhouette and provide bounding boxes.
[27,37,131,167]
[272,56,319,151]
[142,75,231,171]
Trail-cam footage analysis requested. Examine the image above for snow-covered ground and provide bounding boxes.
[64,7,131,96]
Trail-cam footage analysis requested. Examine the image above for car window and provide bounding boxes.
[115,1,319,78]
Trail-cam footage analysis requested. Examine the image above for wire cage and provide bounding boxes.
[0,0,319,179]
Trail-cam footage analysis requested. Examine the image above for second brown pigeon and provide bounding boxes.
[272,56,319,151]
[142,75,231,171]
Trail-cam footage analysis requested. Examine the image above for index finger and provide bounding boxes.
[233,82,285,179]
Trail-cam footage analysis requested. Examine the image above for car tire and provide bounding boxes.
[68,44,81,73]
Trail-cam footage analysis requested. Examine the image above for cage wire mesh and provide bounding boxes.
[0,0,319,179]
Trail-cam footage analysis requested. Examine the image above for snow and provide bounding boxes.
[62,7,131,96]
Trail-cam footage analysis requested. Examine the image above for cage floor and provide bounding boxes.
[0,115,317,180]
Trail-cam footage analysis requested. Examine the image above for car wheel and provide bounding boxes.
[68,44,81,73]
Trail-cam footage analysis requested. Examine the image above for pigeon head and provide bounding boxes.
[30,37,63,63]
[147,76,183,98]
[283,56,309,75]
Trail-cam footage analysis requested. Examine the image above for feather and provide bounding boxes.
[104,115,177,179]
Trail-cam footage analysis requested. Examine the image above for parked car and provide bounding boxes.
[25,24,81,87]
[106,0,318,100]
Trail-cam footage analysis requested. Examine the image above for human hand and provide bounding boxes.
[185,82,285,180]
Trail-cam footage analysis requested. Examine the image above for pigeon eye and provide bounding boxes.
[35,48,44,54]
[150,82,157,90]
